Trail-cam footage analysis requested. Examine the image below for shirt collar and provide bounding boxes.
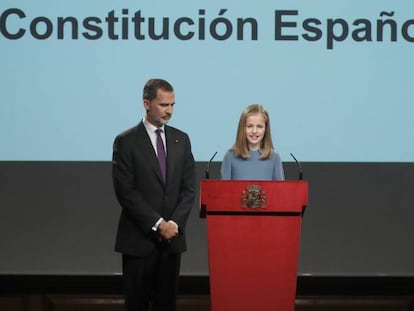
[143,117,165,133]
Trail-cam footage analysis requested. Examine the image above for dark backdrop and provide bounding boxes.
[1,161,413,276]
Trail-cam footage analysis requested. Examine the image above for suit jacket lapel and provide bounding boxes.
[165,126,178,185]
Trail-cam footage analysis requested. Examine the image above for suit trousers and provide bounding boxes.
[122,248,181,311]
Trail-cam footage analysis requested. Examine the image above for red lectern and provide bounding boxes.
[200,180,308,311]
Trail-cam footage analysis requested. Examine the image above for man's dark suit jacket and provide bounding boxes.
[112,121,195,257]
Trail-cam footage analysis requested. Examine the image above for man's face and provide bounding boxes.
[144,89,175,127]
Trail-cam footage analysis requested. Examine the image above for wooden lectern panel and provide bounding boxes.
[201,180,308,311]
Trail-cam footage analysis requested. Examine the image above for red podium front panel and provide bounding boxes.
[200,180,308,311]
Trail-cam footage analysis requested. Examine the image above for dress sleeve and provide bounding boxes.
[220,151,232,180]
[273,152,285,181]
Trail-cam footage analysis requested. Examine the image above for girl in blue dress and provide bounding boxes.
[221,104,285,180]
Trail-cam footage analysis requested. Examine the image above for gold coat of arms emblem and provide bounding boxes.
[241,184,266,209]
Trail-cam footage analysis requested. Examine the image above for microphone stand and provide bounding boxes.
[205,151,218,179]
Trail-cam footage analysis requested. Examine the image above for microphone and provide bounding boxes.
[205,151,218,179]
[290,153,303,180]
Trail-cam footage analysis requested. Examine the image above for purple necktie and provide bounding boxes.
[156,129,167,183]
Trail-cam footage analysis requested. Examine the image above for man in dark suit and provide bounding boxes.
[112,79,195,311]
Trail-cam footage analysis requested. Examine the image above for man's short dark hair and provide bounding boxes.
[143,79,174,101]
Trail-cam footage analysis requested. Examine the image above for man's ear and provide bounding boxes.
[143,99,150,111]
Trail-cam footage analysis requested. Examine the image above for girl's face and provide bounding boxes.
[245,113,266,150]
